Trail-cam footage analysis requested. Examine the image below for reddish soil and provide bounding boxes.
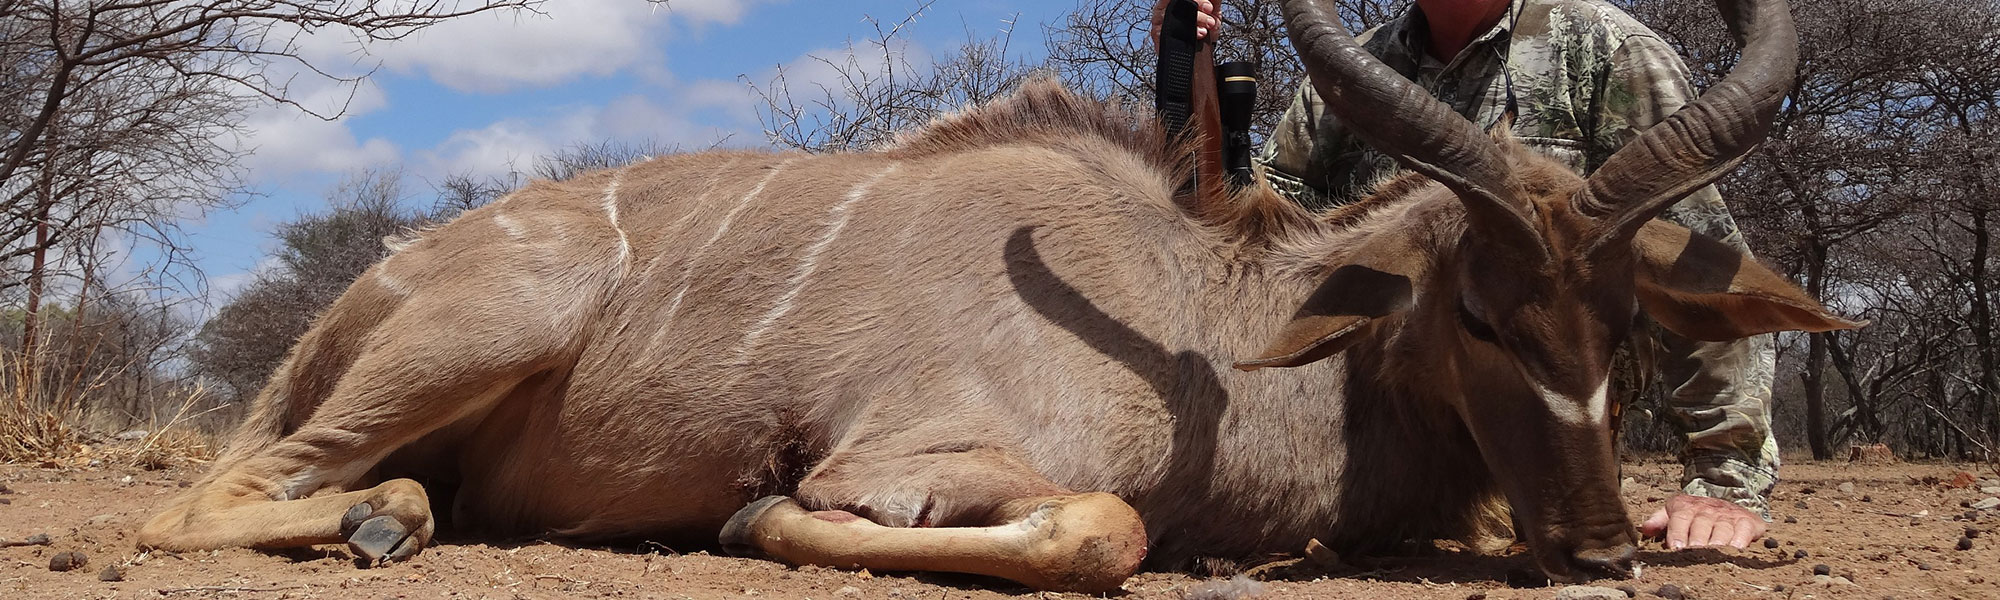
[2,456,1996,600]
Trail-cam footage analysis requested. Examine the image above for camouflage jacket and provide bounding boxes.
[1258,0,1781,515]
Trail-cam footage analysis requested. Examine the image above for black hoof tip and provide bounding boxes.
[347,515,410,568]
[719,496,792,559]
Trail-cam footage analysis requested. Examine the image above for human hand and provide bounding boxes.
[1150,0,1220,47]
[1640,494,1767,550]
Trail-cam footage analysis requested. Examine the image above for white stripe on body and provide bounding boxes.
[602,167,630,266]
[655,158,801,338]
[731,164,900,365]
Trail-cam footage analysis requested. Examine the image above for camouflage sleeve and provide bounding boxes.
[1602,33,1781,517]
[1256,81,1330,207]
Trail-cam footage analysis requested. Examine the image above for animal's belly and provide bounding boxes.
[437,370,788,543]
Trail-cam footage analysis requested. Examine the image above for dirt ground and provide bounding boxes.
[2,455,1996,600]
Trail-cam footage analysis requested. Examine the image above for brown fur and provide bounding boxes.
[137,77,1851,589]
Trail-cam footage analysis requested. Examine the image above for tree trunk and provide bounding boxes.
[1970,207,1998,446]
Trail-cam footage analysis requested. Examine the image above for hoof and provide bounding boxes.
[346,515,417,568]
[720,496,795,559]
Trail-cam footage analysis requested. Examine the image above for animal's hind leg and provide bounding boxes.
[719,444,1148,592]
[139,276,578,565]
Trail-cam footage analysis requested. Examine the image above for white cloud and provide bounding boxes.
[287,0,769,95]
[417,89,756,180]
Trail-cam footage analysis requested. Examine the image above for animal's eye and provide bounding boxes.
[1458,303,1499,343]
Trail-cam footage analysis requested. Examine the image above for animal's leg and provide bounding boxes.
[719,447,1148,592]
[139,478,435,564]
[140,288,568,565]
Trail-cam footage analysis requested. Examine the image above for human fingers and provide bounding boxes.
[1640,507,1670,538]
[1666,504,1697,549]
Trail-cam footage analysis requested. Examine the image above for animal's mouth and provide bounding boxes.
[1561,543,1637,580]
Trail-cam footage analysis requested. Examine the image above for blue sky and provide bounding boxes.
[192,0,1088,308]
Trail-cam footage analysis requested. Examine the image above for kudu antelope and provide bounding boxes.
[140,0,1849,591]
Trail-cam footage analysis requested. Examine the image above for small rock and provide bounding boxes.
[1653,584,1686,600]
[1185,576,1265,600]
[1972,497,2000,511]
[1785,515,1799,524]
[1764,537,1781,549]
[1621,477,1638,493]
[1796,549,1810,559]
[1911,517,1924,526]
[0,482,11,494]
[48,551,88,572]
[1916,561,1934,571]
[1830,576,1856,586]
[1957,536,1974,551]
[835,586,861,597]
[1554,585,1627,600]
[1862,495,1873,502]
[97,564,125,582]
[1614,584,1639,597]
[1839,482,1856,494]
[1967,527,1982,539]
[1813,564,1831,576]
[1982,486,2000,495]
[1465,593,1488,600]
[1793,500,1811,510]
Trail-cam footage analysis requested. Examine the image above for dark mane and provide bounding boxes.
[886,77,1185,183]
[889,77,1328,248]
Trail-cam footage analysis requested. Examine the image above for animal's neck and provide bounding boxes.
[1226,196,1496,550]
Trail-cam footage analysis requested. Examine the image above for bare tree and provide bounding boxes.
[1,0,543,366]
[746,2,1043,153]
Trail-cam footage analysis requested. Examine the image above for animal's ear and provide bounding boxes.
[1235,240,1422,371]
[1632,220,1864,341]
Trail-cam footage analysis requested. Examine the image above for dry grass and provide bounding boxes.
[1,348,216,469]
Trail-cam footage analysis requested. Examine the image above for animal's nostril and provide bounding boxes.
[1569,543,1637,578]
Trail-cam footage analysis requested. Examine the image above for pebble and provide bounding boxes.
[1957,536,1974,551]
[1983,486,2000,495]
[48,551,87,572]
[1916,561,1934,571]
[835,586,861,597]
[98,564,125,582]
[1614,584,1639,597]
[1793,500,1811,510]
[1839,482,1856,494]
[1796,549,1810,559]
[1653,584,1686,600]
[1968,527,1982,539]
[1554,585,1627,600]
[1764,537,1781,549]
[1973,497,2000,511]
[1813,564,1831,576]
[1785,515,1799,524]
